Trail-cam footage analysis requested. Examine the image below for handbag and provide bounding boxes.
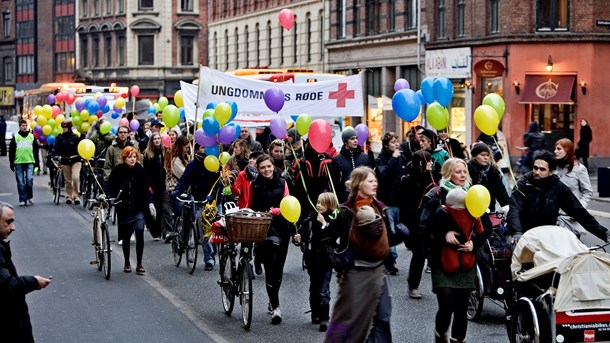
[165,164,179,192]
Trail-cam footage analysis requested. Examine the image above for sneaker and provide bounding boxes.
[271,307,282,324]
[204,263,214,271]
[153,237,160,242]
[19,201,26,206]
[66,199,72,205]
[408,289,423,299]
[74,199,80,205]
[123,264,132,273]
[319,321,328,332]
[118,240,123,246]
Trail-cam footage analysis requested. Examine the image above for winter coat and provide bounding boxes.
[331,146,371,203]
[103,138,140,181]
[0,240,40,343]
[143,150,166,194]
[89,131,116,157]
[106,163,152,218]
[246,170,291,240]
[507,173,608,241]
[297,211,336,266]
[170,153,221,201]
[374,148,406,207]
[439,137,465,159]
[468,160,510,211]
[555,162,593,209]
[231,165,258,209]
[577,125,592,158]
[430,147,450,170]
[399,171,439,237]
[55,132,82,165]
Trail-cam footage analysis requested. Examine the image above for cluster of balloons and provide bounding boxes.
[278,9,295,31]
[474,93,505,136]
[47,91,76,107]
[194,101,241,172]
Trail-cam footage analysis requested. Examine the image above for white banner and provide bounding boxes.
[180,67,364,126]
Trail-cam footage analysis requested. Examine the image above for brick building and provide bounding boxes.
[0,0,15,119]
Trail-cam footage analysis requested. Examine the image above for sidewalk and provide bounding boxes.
[587,175,610,203]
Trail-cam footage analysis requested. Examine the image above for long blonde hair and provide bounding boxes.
[346,166,376,198]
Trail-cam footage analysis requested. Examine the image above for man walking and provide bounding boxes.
[0,201,52,342]
[9,121,38,206]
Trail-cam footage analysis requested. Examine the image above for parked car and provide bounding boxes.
[5,120,18,145]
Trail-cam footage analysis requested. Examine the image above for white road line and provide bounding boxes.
[590,209,610,219]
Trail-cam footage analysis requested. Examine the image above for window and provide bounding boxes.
[537,0,568,31]
[105,0,111,14]
[490,0,499,33]
[353,2,360,36]
[55,52,75,73]
[319,13,324,61]
[388,0,395,31]
[16,20,34,44]
[138,35,154,65]
[366,67,382,96]
[16,55,34,75]
[457,0,465,37]
[306,15,311,62]
[212,31,217,69]
[338,0,346,38]
[181,0,193,11]
[244,26,249,68]
[233,0,238,15]
[365,0,380,35]
[93,0,99,16]
[180,35,194,65]
[80,36,88,67]
[116,31,125,65]
[104,33,112,66]
[234,27,239,69]
[139,0,153,10]
[437,0,446,39]
[293,21,297,64]
[82,0,88,17]
[3,11,10,39]
[407,0,417,29]
[118,0,124,13]
[92,34,99,66]
[279,26,284,65]
[55,16,75,40]
[255,24,260,67]
[267,22,271,66]
[224,30,229,70]
[4,57,13,82]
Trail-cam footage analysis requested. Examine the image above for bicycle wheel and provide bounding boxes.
[219,248,235,315]
[467,266,484,321]
[53,171,62,205]
[172,216,183,267]
[240,259,253,330]
[185,221,198,274]
[83,175,92,208]
[93,218,102,270]
[101,223,111,280]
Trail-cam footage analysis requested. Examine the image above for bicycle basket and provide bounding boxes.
[225,210,272,244]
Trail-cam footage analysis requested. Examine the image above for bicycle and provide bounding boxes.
[172,194,207,274]
[89,193,119,280]
[217,210,271,330]
[50,156,64,205]
[81,156,105,210]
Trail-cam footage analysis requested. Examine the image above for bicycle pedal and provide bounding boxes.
[89,261,98,265]
[217,279,231,286]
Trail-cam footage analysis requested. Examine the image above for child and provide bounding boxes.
[294,192,338,332]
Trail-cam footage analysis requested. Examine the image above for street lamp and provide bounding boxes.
[545,55,553,72]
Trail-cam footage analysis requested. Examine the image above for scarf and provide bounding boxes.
[440,179,470,193]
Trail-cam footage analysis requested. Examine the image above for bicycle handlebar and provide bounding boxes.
[175,194,209,206]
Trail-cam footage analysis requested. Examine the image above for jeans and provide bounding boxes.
[14,163,34,203]
[308,264,333,321]
[386,206,400,264]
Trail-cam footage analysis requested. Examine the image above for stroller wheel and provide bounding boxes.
[467,266,484,321]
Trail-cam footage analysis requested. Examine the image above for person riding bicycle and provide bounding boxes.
[55,121,82,205]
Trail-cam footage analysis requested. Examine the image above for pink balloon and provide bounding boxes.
[55,92,66,103]
[119,118,129,127]
[161,134,171,147]
[279,9,295,31]
[52,105,61,117]
[130,85,140,97]
[308,119,332,154]
[355,123,369,146]
[65,93,75,105]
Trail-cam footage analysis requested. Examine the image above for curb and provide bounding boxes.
[592,196,610,204]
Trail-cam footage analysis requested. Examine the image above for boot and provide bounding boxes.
[435,331,449,343]
[310,299,320,324]
[319,303,330,331]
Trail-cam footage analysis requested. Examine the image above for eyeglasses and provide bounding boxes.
[118,131,129,134]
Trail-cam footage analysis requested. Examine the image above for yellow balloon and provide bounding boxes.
[115,97,126,108]
[81,122,90,133]
[78,139,95,159]
[219,152,231,166]
[42,125,52,136]
[280,195,301,223]
[465,185,491,218]
[72,129,81,137]
[214,102,231,125]
[94,92,102,100]
[204,155,220,172]
[197,120,202,129]
[80,109,90,121]
[473,105,499,136]
[174,90,184,108]
[34,105,43,117]
[42,104,53,119]
[88,115,98,124]
[37,116,47,126]
[55,114,65,124]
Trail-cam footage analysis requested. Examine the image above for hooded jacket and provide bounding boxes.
[103,137,140,181]
[170,152,221,201]
[330,145,371,203]
[231,165,258,208]
[468,159,510,211]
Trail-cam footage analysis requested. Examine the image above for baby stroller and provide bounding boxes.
[508,225,610,343]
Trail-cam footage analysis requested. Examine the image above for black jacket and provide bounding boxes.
[143,150,166,194]
[170,153,221,201]
[399,171,439,234]
[507,173,608,241]
[374,148,406,207]
[297,211,336,266]
[331,146,371,203]
[439,137,465,159]
[468,160,510,211]
[0,240,39,343]
[106,163,153,218]
[251,170,292,239]
[55,132,82,164]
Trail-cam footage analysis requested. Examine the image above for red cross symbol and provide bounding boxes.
[328,82,355,108]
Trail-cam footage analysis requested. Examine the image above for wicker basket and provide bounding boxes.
[225,211,272,243]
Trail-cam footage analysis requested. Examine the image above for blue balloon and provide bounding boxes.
[206,102,218,110]
[290,115,299,122]
[102,104,111,113]
[179,107,185,120]
[85,98,93,106]
[111,111,120,119]
[225,101,238,123]
[432,77,454,107]
[420,77,435,104]
[416,90,425,104]
[392,89,422,122]
[87,102,100,114]
[46,134,56,145]
[148,106,157,114]
[111,127,117,134]
[227,123,241,139]
[206,145,220,157]
[202,117,220,136]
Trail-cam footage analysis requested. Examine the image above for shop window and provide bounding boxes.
[531,104,574,146]
[537,0,569,31]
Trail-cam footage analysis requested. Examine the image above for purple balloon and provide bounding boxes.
[96,96,108,108]
[355,123,369,146]
[75,99,86,112]
[47,94,56,105]
[218,125,236,145]
[130,119,140,131]
[34,125,43,135]
[194,128,218,147]
[394,78,410,92]
[264,87,285,113]
[269,117,287,139]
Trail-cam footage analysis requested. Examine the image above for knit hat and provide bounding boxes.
[470,142,491,158]
[341,126,357,144]
[445,188,467,209]
[357,206,378,225]
[419,129,436,146]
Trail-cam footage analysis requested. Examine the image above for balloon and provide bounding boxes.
[47,94,56,105]
[280,195,301,223]
[392,89,421,122]
[420,77,435,104]
[111,111,120,119]
[214,102,232,125]
[66,93,75,105]
[42,104,53,119]
[206,145,220,157]
[78,139,95,159]
[308,119,332,153]
[355,123,369,146]
[179,107,185,120]
[46,135,56,145]
[206,101,218,110]
[158,96,169,110]
[270,117,287,139]
[433,77,454,107]
[148,106,157,115]
[416,90,425,104]
[80,109,90,121]
[96,95,107,108]
[218,125,236,145]
[55,92,65,103]
[226,101,238,123]
[130,85,140,97]
[34,125,43,135]
[219,152,231,166]
[102,104,110,114]
[161,133,171,147]
[394,78,410,92]
[115,97,126,108]
[482,93,505,122]
[426,102,449,131]
[72,116,83,128]
[264,87,285,112]
[81,122,90,133]
[278,8,295,30]
[93,92,102,100]
[52,127,62,137]
[162,105,180,128]
[227,123,241,140]
[89,115,99,124]
[465,185,491,218]
[55,114,65,124]
[72,128,81,137]
[37,116,47,126]
[204,155,220,172]
[295,113,312,135]
[100,121,112,134]
[174,90,184,107]
[42,125,52,136]
[47,118,56,128]
[75,99,86,112]
[87,102,100,115]
[195,128,218,147]
[119,118,129,127]
[202,109,215,119]
[154,103,161,113]
[52,105,60,118]
[70,108,79,117]
[34,105,43,117]
[474,105,499,136]
[130,119,140,131]
[202,117,220,136]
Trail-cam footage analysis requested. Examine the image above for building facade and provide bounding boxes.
[0,0,15,119]
[76,0,208,99]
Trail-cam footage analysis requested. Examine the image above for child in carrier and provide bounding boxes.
[294,192,338,332]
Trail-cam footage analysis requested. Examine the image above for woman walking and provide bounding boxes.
[142,132,170,240]
[576,119,592,169]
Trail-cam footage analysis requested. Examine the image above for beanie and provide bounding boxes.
[419,129,436,146]
[445,188,467,209]
[341,126,357,144]
[470,142,491,158]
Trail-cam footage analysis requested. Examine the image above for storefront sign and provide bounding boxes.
[425,47,472,78]
[596,19,610,27]
[474,59,505,78]
[0,87,14,106]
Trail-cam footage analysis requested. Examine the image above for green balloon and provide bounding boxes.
[100,121,112,135]
[72,116,83,128]
[203,109,215,119]
[70,108,79,117]
[426,102,449,131]
[47,118,57,128]
[482,93,505,121]
[158,97,169,110]
[162,105,180,128]
[296,113,313,136]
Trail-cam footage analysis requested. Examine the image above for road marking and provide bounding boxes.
[0,193,13,197]
[590,209,610,219]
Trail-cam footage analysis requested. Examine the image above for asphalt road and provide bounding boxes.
[1,156,609,343]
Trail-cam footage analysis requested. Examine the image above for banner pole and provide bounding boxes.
[191,65,203,155]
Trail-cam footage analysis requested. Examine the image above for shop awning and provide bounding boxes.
[519,75,575,104]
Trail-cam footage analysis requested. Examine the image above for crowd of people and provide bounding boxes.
[4,110,606,342]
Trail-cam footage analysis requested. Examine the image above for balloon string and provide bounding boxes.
[490,135,523,197]
[85,159,107,198]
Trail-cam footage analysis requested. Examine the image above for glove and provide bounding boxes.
[270,207,281,216]
[149,203,157,220]
[206,195,214,203]
[34,167,39,174]
[500,205,510,215]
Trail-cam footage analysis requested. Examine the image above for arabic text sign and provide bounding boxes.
[425,47,472,78]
